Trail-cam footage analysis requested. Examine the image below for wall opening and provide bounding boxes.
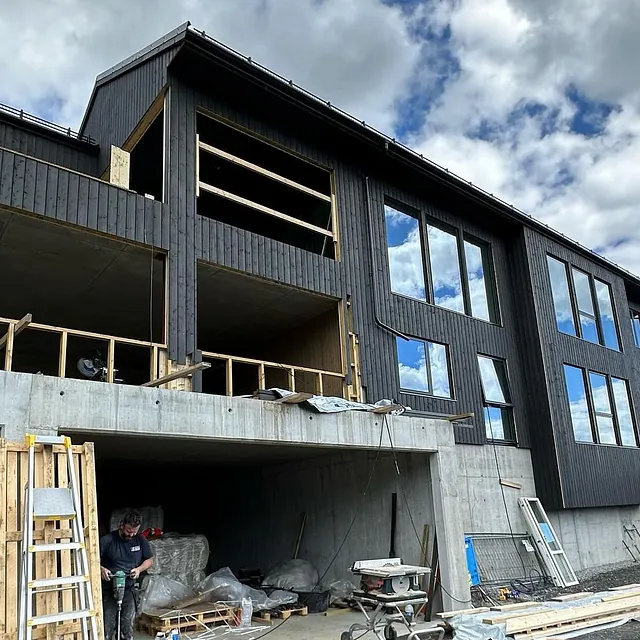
[197,262,343,396]
[129,110,164,201]
[196,112,336,258]
[0,209,165,386]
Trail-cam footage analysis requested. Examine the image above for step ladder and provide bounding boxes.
[18,435,100,640]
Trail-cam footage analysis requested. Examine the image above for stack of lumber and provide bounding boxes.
[480,586,640,638]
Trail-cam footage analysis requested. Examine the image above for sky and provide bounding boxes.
[2,0,640,277]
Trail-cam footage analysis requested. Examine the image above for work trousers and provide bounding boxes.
[103,586,137,640]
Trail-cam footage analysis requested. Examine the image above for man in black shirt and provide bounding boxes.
[100,511,154,640]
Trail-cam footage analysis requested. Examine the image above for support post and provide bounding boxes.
[226,359,233,396]
[58,332,68,378]
[288,368,296,392]
[3,324,14,371]
[0,313,32,350]
[316,372,324,396]
[142,361,211,388]
[107,339,115,383]
[258,363,266,390]
[151,346,159,382]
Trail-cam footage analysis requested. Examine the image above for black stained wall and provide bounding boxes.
[525,227,640,508]
[0,117,98,175]
[81,46,179,175]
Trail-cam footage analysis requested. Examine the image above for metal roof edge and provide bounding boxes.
[183,25,640,287]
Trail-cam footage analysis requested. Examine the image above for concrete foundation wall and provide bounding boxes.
[455,444,537,535]
[213,450,436,586]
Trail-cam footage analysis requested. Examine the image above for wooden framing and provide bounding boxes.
[0,439,104,640]
[0,314,31,350]
[0,315,166,386]
[199,141,331,202]
[122,86,168,154]
[200,350,346,398]
[198,182,334,238]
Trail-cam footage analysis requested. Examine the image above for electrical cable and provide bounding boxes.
[316,418,386,586]
[381,414,472,605]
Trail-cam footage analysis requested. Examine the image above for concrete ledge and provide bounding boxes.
[0,371,453,451]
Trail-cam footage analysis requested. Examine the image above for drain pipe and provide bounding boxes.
[364,175,409,341]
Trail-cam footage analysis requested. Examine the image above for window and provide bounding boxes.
[382,201,500,323]
[477,355,515,441]
[547,255,620,350]
[631,309,640,347]
[563,364,638,446]
[547,256,577,336]
[396,337,452,398]
[384,205,426,301]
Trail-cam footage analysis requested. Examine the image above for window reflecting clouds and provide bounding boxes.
[564,365,593,443]
[427,225,464,313]
[594,279,619,350]
[547,256,576,336]
[396,337,452,398]
[385,205,426,302]
[477,355,514,441]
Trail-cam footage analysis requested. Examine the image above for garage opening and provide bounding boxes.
[0,209,165,386]
[197,262,344,397]
[75,431,435,626]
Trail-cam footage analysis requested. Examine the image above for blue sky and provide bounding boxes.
[2,0,640,276]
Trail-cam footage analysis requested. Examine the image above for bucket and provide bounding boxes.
[293,590,330,613]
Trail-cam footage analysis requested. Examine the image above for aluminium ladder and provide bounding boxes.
[18,435,100,640]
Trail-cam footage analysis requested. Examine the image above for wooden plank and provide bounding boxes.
[42,446,57,622]
[490,602,539,613]
[4,451,19,639]
[0,314,31,350]
[142,361,211,388]
[0,441,7,635]
[107,339,115,383]
[151,346,159,382]
[34,448,46,616]
[122,86,168,153]
[611,584,640,590]
[276,392,313,404]
[551,592,594,602]
[3,324,14,371]
[6,529,75,543]
[82,443,104,640]
[330,173,340,259]
[288,368,296,392]
[199,140,331,202]
[601,590,640,602]
[499,479,522,490]
[503,595,640,634]
[438,607,490,619]
[258,363,266,390]
[512,612,630,639]
[57,452,74,638]
[199,182,334,238]
[58,331,68,378]
[226,359,233,396]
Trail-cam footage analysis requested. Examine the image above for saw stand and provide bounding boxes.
[341,559,443,640]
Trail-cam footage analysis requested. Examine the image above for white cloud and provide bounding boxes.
[0,0,423,133]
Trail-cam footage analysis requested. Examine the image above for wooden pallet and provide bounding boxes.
[138,603,238,635]
[253,605,308,621]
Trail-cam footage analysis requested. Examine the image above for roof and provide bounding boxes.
[78,23,640,287]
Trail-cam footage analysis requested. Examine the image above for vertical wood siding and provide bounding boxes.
[0,120,98,175]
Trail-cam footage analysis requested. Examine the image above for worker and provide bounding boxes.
[100,511,154,640]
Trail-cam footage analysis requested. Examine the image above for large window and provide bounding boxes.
[547,255,620,350]
[396,337,452,398]
[383,201,500,323]
[563,364,637,446]
[477,355,515,441]
[631,309,640,347]
[384,205,426,301]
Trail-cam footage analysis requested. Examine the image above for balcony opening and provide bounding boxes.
[0,209,165,386]
[128,107,164,201]
[196,111,336,258]
[197,262,344,397]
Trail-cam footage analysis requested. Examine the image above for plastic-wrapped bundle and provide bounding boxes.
[109,506,164,533]
[148,534,210,588]
[262,559,318,591]
[198,568,297,611]
[140,576,195,613]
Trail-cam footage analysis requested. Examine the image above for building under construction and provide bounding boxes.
[2,21,640,629]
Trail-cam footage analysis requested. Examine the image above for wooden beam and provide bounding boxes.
[445,412,474,422]
[276,392,313,404]
[58,331,68,378]
[122,85,168,152]
[258,363,266,390]
[500,479,522,490]
[198,182,334,238]
[199,140,332,203]
[226,359,233,396]
[3,324,14,371]
[141,362,211,387]
[107,339,115,383]
[195,134,200,198]
[0,313,31,350]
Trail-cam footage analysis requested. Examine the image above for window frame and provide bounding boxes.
[477,353,516,443]
[395,335,455,400]
[547,254,621,351]
[382,197,502,325]
[383,200,430,304]
[630,309,640,348]
[563,363,639,447]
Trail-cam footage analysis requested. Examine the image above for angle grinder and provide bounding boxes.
[112,571,126,640]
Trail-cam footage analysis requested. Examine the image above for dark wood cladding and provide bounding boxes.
[0,147,166,249]
[525,227,640,508]
[81,46,179,174]
[0,118,98,175]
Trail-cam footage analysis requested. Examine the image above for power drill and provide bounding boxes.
[112,571,126,639]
